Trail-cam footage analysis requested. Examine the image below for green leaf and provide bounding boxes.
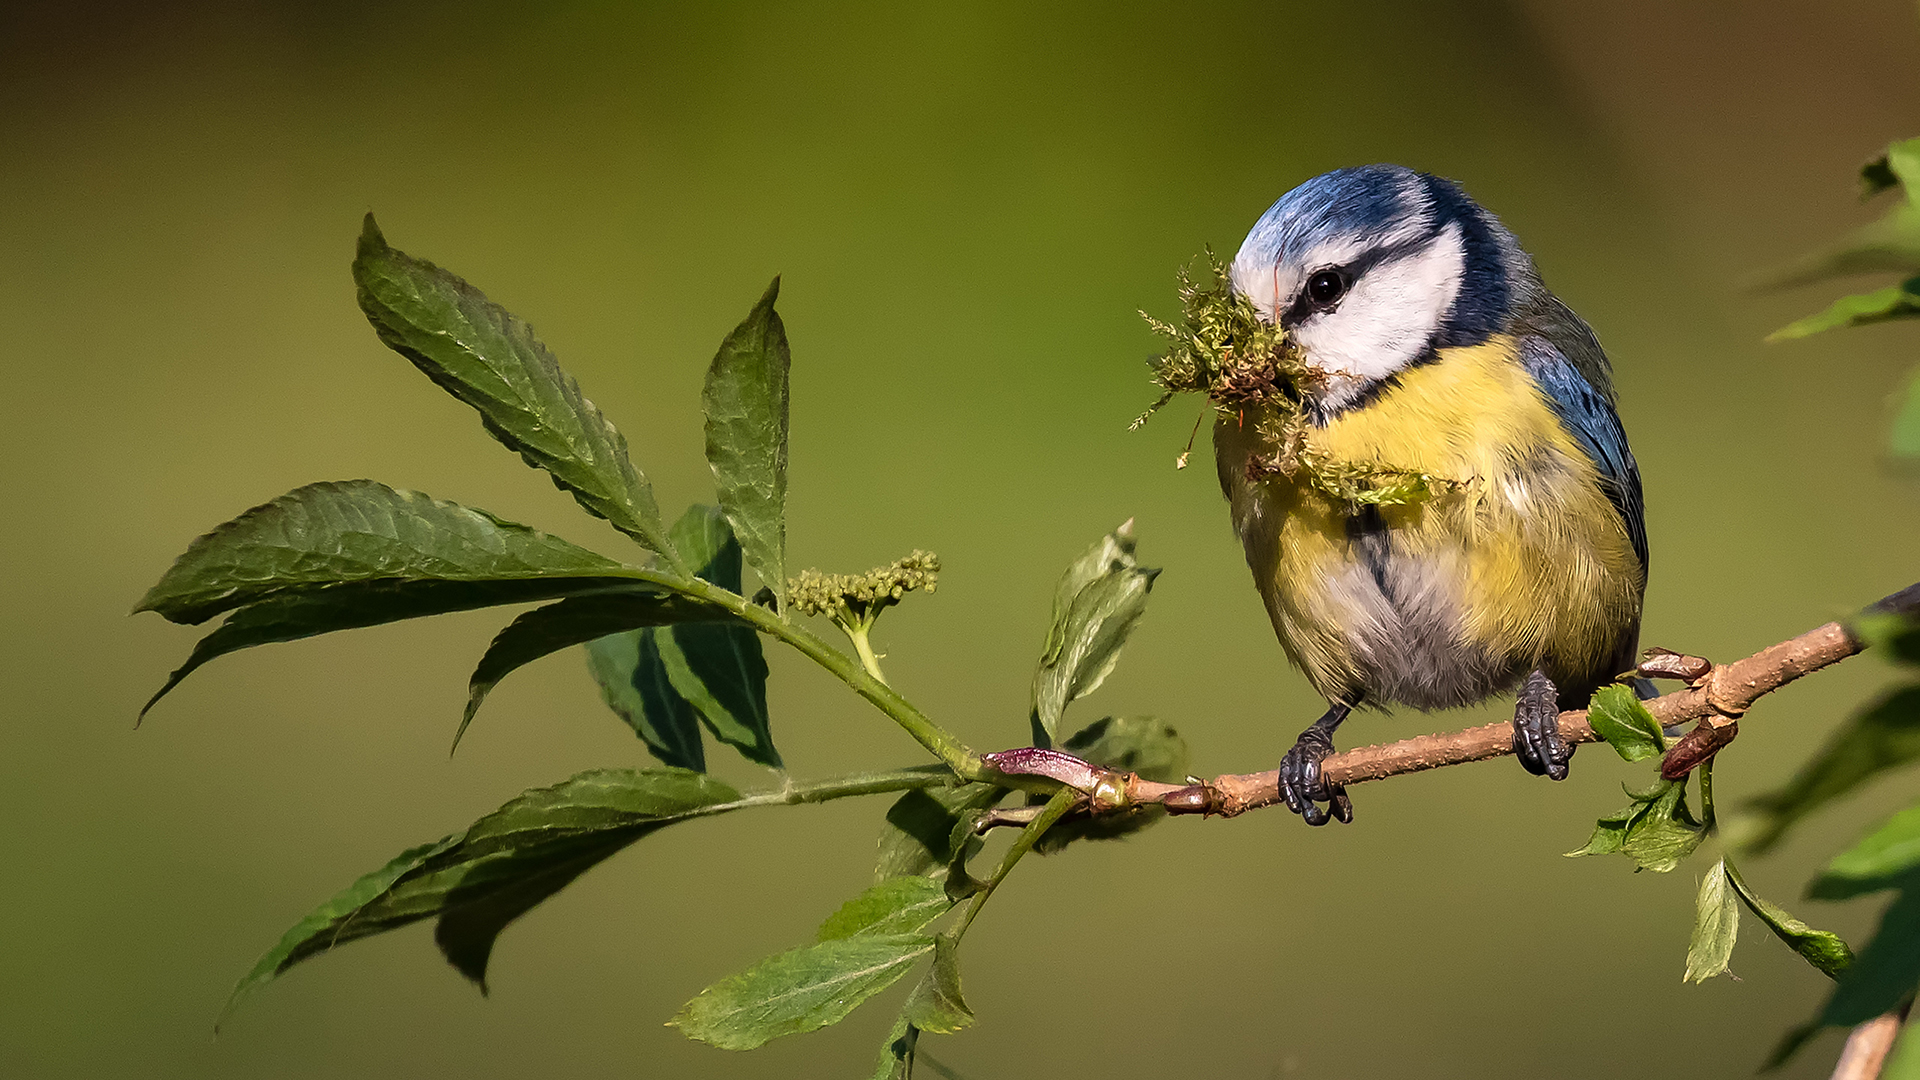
[817,877,953,942]
[1587,683,1667,762]
[1745,685,1920,853]
[144,577,634,719]
[225,768,740,1013]
[352,216,675,560]
[585,629,706,770]
[459,588,737,749]
[670,934,934,1051]
[702,278,790,611]
[1035,715,1190,853]
[1768,281,1920,342]
[1030,522,1161,744]
[136,480,632,625]
[871,1015,919,1080]
[1566,777,1707,873]
[902,936,972,1034]
[653,504,780,767]
[1685,859,1739,983]
[577,505,769,768]
[1812,804,1920,900]
[1723,860,1853,978]
[874,783,1005,883]
[1819,882,1920,1026]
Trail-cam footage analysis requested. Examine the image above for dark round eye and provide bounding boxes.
[1306,270,1347,307]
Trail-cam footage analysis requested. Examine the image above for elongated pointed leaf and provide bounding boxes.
[817,877,952,942]
[655,505,780,767]
[137,480,632,625]
[902,936,971,1034]
[353,216,674,558]
[1745,686,1920,853]
[1588,684,1667,763]
[1812,804,1920,900]
[585,630,705,770]
[144,577,636,719]
[226,768,740,1013]
[1723,860,1853,978]
[659,618,778,768]
[460,588,738,748]
[1030,522,1160,744]
[671,934,933,1051]
[874,783,1005,883]
[1685,860,1739,983]
[702,278,789,609]
[1769,281,1920,341]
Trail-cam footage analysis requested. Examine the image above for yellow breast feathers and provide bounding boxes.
[1215,335,1643,705]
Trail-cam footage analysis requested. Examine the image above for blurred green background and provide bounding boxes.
[6,1,1920,1076]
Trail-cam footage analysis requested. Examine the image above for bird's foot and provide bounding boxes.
[1279,702,1354,825]
[1512,669,1574,780]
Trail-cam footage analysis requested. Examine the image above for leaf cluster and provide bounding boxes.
[140,215,1202,1076]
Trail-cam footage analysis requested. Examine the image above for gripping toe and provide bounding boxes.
[1512,669,1574,781]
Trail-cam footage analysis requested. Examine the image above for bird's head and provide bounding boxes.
[1230,164,1527,415]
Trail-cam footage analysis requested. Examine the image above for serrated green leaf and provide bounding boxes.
[1588,683,1667,762]
[1745,686,1920,853]
[1768,282,1920,342]
[1813,804,1920,900]
[577,506,761,769]
[1723,860,1853,978]
[646,504,780,767]
[1685,860,1739,983]
[1030,522,1160,744]
[137,480,633,625]
[144,577,636,720]
[352,216,675,559]
[225,768,740,1015]
[1035,715,1190,853]
[874,783,1005,883]
[1567,777,1707,873]
[1819,882,1920,1026]
[903,936,972,1034]
[671,934,934,1051]
[702,278,789,611]
[459,588,737,749]
[585,629,705,770]
[871,1014,919,1080]
[818,877,952,942]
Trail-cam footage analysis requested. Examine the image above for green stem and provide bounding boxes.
[1698,757,1717,832]
[620,568,984,780]
[950,788,1078,941]
[846,622,888,685]
[695,765,956,817]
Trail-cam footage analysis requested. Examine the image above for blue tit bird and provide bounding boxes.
[1215,164,1648,825]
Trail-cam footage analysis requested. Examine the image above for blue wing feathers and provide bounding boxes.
[1518,336,1648,576]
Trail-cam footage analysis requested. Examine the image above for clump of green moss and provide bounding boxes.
[1133,251,1458,508]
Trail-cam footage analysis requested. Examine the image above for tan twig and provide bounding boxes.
[979,583,1920,818]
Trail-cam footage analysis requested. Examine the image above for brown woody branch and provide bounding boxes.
[981,583,1920,820]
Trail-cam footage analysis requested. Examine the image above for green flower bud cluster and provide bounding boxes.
[787,551,940,629]
[1133,251,1455,508]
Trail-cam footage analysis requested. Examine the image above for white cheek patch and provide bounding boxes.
[1290,222,1466,387]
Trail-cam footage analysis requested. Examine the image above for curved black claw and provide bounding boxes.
[1279,702,1354,825]
[1513,668,1575,780]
